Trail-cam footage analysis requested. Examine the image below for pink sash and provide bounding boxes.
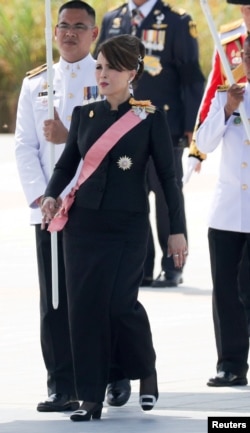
[48,110,145,232]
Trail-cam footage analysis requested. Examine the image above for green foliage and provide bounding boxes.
[0,0,242,132]
[0,1,60,131]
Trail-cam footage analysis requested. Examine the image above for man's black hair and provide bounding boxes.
[58,1,95,20]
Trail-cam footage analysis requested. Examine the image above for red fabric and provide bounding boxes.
[200,34,246,123]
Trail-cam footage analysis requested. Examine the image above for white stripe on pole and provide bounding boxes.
[200,0,250,141]
[45,0,59,309]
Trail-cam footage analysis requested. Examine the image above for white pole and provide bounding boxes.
[200,0,250,141]
[45,0,59,309]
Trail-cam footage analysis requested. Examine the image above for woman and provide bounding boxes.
[41,35,187,422]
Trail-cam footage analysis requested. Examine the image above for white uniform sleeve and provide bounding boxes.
[15,77,48,209]
[196,92,228,154]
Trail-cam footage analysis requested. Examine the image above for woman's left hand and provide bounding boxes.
[41,196,62,229]
[168,234,188,268]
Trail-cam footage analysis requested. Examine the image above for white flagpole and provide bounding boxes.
[200,0,250,141]
[45,0,59,309]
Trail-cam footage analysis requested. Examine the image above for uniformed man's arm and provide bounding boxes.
[15,77,48,208]
[174,12,205,132]
[196,90,229,154]
[187,49,220,167]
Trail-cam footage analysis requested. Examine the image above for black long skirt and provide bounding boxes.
[63,206,156,402]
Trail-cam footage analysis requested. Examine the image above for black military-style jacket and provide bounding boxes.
[45,99,185,235]
[95,1,205,137]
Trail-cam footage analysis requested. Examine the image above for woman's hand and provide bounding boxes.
[41,196,62,229]
[168,234,188,268]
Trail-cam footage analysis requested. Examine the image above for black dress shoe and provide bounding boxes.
[106,378,131,406]
[151,271,183,288]
[37,393,80,412]
[207,371,248,387]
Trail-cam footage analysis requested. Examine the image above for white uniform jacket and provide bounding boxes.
[15,54,97,224]
[196,83,250,233]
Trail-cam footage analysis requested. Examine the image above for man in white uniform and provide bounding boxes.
[15,0,98,411]
[196,34,250,388]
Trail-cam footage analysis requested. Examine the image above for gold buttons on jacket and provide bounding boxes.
[68,93,74,99]
[242,184,248,190]
[244,139,250,145]
[66,115,71,122]
[241,162,248,168]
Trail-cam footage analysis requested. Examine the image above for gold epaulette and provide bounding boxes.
[221,32,243,46]
[26,63,47,78]
[170,6,186,16]
[219,18,244,35]
[129,97,156,113]
[107,4,127,13]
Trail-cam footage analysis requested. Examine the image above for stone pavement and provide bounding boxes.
[0,133,249,433]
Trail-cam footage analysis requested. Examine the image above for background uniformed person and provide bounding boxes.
[95,0,205,288]
[15,0,99,412]
[188,11,248,169]
[196,34,250,388]
[187,5,250,337]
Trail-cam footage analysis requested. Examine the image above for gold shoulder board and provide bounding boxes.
[106,3,128,13]
[221,32,243,46]
[219,18,244,34]
[170,6,186,16]
[26,63,47,78]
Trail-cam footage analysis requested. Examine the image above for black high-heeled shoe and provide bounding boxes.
[70,402,103,422]
[139,371,158,411]
[139,394,158,411]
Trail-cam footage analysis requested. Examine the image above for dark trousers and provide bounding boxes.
[238,243,250,324]
[35,225,76,396]
[144,141,187,278]
[208,228,250,376]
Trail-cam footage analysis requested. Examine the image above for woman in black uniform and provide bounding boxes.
[41,35,187,422]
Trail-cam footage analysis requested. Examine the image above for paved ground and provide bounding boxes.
[0,133,249,433]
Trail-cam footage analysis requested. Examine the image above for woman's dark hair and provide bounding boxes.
[97,35,145,86]
[58,1,96,21]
